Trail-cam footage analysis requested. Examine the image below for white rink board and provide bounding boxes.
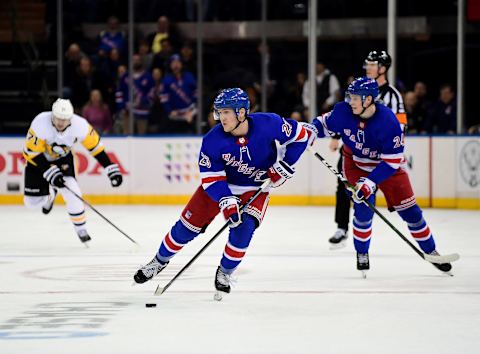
[1,136,479,203]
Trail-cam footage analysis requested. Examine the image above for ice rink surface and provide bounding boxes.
[0,204,479,354]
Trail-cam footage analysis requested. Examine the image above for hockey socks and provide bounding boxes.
[352,217,372,254]
[398,206,436,254]
[220,214,256,273]
[157,220,197,263]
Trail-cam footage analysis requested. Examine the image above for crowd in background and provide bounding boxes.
[60,12,476,136]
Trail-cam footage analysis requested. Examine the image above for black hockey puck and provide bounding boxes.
[145,303,157,308]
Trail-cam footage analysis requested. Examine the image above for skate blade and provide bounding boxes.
[360,270,368,279]
[82,241,90,249]
[214,291,226,301]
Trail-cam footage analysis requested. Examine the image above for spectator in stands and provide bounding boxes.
[424,84,457,134]
[302,61,341,114]
[64,43,86,97]
[82,89,112,135]
[413,81,432,115]
[180,42,196,74]
[97,47,122,94]
[150,68,167,133]
[246,87,260,113]
[151,38,174,73]
[148,16,181,54]
[138,39,154,71]
[404,91,426,134]
[160,54,197,133]
[284,72,306,117]
[71,57,109,112]
[290,110,306,123]
[98,16,126,59]
[116,55,155,135]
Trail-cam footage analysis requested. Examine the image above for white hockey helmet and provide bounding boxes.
[52,98,74,120]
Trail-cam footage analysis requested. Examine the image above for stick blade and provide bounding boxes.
[424,252,460,264]
[154,284,166,296]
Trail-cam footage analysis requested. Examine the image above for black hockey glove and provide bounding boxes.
[43,165,65,188]
[105,163,123,187]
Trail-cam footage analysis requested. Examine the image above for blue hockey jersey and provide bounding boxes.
[312,102,405,185]
[199,112,308,202]
[159,72,197,115]
[115,70,155,116]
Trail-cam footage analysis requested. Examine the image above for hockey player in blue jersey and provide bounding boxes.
[306,77,452,276]
[134,88,309,297]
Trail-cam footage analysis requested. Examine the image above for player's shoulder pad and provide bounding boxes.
[70,114,91,138]
[30,112,53,138]
[249,112,284,131]
[376,103,398,122]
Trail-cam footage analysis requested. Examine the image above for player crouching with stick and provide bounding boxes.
[304,77,453,277]
[133,88,310,299]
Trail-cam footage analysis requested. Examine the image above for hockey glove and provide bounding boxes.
[353,177,376,203]
[300,122,319,146]
[219,196,242,228]
[43,165,65,188]
[105,164,123,187]
[267,160,295,188]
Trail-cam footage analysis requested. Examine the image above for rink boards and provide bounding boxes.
[0,136,479,209]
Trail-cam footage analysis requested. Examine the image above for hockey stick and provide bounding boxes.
[308,146,460,264]
[155,178,271,296]
[63,185,139,245]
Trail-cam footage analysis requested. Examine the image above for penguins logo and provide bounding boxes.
[50,142,70,157]
[459,140,480,187]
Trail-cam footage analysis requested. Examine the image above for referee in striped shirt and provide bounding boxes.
[328,50,407,248]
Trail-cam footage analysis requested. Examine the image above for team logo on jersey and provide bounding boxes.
[48,142,70,158]
[199,152,211,168]
[236,137,249,146]
[344,129,351,136]
[459,140,480,187]
[222,153,231,161]
[281,119,292,137]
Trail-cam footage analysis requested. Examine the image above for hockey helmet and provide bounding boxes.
[52,98,74,120]
[364,50,392,70]
[213,88,250,120]
[345,76,379,104]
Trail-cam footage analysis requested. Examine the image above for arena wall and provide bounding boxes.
[0,136,479,209]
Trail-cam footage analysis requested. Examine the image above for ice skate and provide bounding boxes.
[77,229,91,247]
[134,256,168,284]
[429,250,453,275]
[214,266,232,301]
[356,252,369,278]
[329,229,348,249]
[42,188,58,215]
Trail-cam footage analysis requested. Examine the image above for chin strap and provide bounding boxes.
[228,115,246,134]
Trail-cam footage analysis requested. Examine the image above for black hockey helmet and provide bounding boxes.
[364,50,392,70]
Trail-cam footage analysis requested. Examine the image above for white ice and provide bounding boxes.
[0,205,479,354]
